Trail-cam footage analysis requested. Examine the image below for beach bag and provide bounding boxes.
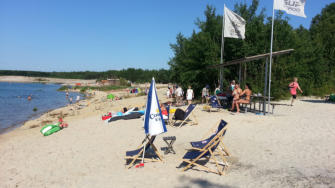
[174,108,185,120]
[40,124,61,136]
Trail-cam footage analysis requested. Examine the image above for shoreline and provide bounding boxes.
[0,75,97,86]
[0,81,86,135]
[1,87,151,135]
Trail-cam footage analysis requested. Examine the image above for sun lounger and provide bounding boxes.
[125,136,163,168]
[180,119,229,175]
[172,104,198,127]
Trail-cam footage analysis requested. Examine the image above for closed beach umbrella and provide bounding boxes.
[144,78,167,136]
[141,77,167,166]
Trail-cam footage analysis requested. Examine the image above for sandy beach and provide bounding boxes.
[0,76,97,86]
[0,88,335,188]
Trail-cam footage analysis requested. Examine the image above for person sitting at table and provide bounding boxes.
[230,83,242,111]
[236,83,253,113]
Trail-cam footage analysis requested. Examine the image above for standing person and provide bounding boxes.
[76,95,80,103]
[175,86,182,106]
[230,80,236,92]
[202,85,210,104]
[66,91,69,99]
[289,77,303,106]
[186,86,194,105]
[166,87,171,99]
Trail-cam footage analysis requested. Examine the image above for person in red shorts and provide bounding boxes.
[289,77,303,106]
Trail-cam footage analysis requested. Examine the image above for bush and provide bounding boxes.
[57,85,70,91]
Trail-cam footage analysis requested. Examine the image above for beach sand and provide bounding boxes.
[0,76,97,86]
[0,89,334,188]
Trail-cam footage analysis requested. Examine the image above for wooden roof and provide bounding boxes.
[208,49,294,68]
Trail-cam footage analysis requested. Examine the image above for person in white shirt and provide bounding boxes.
[176,86,183,106]
[186,86,194,105]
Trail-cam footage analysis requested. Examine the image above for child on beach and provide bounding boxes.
[289,77,303,106]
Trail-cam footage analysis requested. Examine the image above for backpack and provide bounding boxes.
[174,108,185,120]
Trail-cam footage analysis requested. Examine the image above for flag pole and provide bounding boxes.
[220,6,225,91]
[268,0,275,114]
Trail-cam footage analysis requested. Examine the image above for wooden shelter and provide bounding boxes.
[208,49,294,114]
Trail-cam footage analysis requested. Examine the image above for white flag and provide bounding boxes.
[274,0,306,18]
[224,5,246,39]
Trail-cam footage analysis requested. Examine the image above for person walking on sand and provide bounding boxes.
[186,86,194,105]
[289,77,303,106]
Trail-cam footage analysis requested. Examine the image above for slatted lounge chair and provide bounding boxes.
[125,136,163,168]
[190,120,230,157]
[180,120,229,175]
[172,104,198,127]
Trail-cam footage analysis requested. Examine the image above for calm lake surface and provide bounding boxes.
[0,82,81,134]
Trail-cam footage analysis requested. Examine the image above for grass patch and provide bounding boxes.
[57,85,71,91]
[74,85,128,93]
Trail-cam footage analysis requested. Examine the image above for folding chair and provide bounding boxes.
[125,136,163,168]
[180,120,229,175]
[172,104,198,127]
[190,120,230,157]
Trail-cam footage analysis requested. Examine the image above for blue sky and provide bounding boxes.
[0,0,333,72]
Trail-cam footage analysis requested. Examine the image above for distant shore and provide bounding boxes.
[0,76,97,86]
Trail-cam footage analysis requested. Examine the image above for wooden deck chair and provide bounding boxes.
[172,104,198,127]
[190,120,230,157]
[203,96,223,112]
[180,120,229,175]
[125,136,163,169]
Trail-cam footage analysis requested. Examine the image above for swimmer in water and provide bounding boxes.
[27,95,32,101]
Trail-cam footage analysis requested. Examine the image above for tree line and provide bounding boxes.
[169,0,335,99]
[0,68,171,84]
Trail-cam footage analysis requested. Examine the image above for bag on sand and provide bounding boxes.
[174,108,185,120]
[40,124,61,136]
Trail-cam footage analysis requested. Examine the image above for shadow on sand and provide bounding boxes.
[301,99,332,104]
[176,175,237,188]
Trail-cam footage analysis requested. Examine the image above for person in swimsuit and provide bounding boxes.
[236,83,253,113]
[289,77,303,106]
[230,83,242,111]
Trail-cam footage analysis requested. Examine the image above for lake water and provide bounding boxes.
[0,82,81,134]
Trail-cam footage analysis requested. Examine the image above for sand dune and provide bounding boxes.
[0,89,334,188]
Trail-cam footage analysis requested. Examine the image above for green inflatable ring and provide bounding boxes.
[40,123,61,136]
